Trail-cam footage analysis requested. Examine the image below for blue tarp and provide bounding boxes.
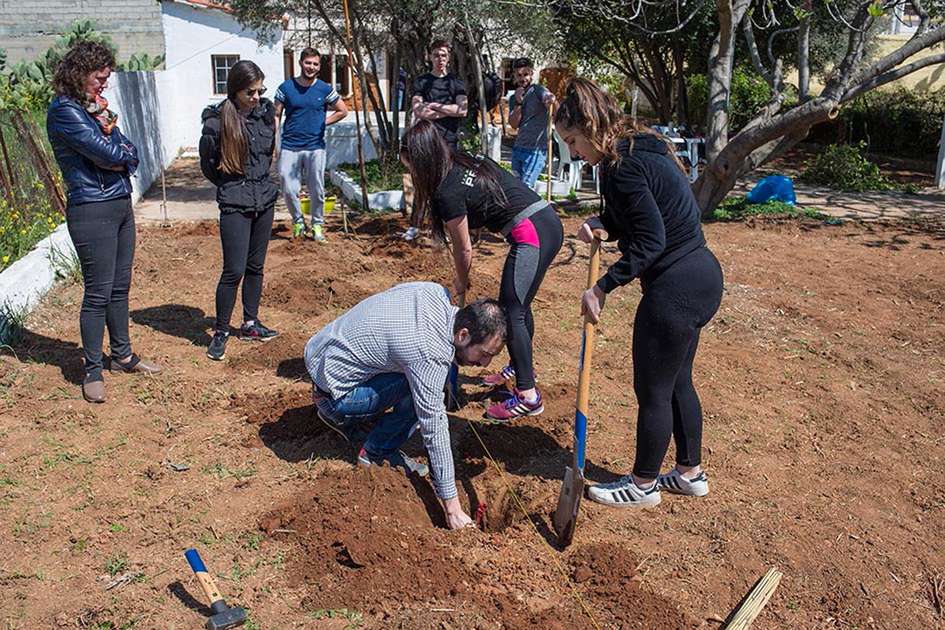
[746,175,796,205]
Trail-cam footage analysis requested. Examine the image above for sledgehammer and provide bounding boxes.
[552,232,604,547]
[184,548,247,630]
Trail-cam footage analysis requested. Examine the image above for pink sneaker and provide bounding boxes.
[484,390,544,422]
[481,365,515,387]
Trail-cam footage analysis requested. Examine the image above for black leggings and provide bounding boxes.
[499,205,563,391]
[632,246,723,479]
[66,196,135,379]
[215,206,274,332]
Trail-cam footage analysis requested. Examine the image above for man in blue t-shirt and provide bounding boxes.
[275,47,348,240]
[508,58,555,188]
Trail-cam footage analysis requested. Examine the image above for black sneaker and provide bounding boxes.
[240,320,279,342]
[207,331,228,361]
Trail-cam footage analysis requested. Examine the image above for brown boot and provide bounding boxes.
[82,378,106,403]
[109,354,162,375]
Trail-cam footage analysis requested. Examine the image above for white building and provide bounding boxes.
[102,0,285,201]
[159,0,285,154]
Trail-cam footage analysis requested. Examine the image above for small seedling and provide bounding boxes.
[105,552,128,576]
[309,609,364,628]
[243,532,262,550]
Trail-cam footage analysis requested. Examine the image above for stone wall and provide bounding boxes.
[0,0,164,64]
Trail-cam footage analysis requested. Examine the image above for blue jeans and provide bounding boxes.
[316,373,417,457]
[511,147,547,188]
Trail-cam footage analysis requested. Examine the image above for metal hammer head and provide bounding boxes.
[206,605,247,630]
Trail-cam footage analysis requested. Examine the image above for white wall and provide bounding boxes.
[160,2,284,154]
[99,4,285,203]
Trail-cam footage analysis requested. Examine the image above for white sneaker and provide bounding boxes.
[657,469,709,497]
[586,476,662,508]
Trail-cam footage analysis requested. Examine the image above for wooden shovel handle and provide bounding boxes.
[573,238,601,470]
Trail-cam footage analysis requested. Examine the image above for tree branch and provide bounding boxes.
[847,24,945,92]
[821,4,874,100]
[742,19,772,84]
[843,51,945,101]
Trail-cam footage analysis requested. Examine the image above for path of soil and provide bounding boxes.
[1,211,943,629]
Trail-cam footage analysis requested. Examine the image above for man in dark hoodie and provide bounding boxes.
[554,78,724,511]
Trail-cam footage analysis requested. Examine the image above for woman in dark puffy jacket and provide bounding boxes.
[47,41,162,404]
[199,60,280,361]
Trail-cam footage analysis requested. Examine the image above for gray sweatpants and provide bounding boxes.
[278,148,327,226]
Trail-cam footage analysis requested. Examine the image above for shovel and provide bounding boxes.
[553,234,603,547]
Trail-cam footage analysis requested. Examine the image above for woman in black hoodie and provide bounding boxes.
[199,60,280,361]
[554,78,723,509]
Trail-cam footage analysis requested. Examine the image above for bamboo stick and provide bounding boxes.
[722,567,783,630]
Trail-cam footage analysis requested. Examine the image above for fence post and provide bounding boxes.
[0,122,18,213]
[13,110,66,215]
[936,115,945,190]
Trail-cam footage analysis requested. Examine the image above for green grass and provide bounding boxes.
[202,462,257,481]
[48,245,82,285]
[710,196,834,223]
[0,300,28,345]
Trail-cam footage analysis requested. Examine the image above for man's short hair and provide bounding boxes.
[454,299,506,345]
[299,47,321,63]
[512,57,533,71]
[429,39,451,53]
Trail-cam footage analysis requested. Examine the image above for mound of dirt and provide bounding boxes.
[262,273,370,316]
[225,333,309,378]
[260,466,692,628]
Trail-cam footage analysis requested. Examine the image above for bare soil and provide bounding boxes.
[1,210,943,629]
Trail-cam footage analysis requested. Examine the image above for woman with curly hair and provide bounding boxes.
[554,77,723,509]
[46,40,161,404]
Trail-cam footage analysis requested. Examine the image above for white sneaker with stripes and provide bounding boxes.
[586,476,662,508]
[657,469,709,497]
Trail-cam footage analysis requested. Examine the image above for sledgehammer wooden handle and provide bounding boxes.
[185,548,224,607]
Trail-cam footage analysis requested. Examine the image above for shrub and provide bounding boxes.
[799,142,894,192]
[808,88,945,160]
[0,184,63,273]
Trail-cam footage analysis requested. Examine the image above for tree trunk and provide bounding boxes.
[462,10,489,154]
[672,43,689,126]
[695,97,836,215]
[705,0,751,161]
[797,4,811,102]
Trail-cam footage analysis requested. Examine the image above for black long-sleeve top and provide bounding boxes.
[596,134,706,293]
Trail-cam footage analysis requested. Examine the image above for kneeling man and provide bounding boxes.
[304,282,506,529]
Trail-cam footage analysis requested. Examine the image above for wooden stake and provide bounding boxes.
[340,0,370,217]
[722,568,783,630]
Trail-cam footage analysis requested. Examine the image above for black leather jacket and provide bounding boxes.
[46,95,137,206]
[198,99,279,213]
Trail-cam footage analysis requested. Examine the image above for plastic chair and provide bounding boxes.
[552,128,585,191]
